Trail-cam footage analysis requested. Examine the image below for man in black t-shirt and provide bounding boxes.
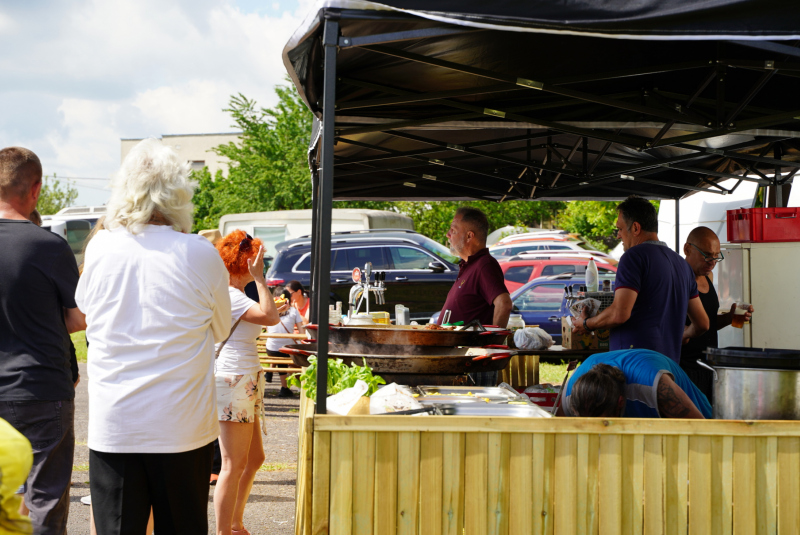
[0,146,86,534]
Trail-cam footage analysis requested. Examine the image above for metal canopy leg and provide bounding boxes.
[675,196,681,254]
[314,15,339,415]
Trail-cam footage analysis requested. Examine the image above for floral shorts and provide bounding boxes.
[215,371,265,426]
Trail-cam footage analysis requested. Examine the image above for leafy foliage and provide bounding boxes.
[37,175,78,215]
[558,199,660,252]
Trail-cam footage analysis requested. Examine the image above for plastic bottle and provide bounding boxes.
[586,258,599,293]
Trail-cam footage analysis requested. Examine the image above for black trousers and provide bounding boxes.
[89,442,214,535]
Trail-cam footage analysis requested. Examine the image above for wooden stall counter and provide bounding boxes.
[296,392,800,535]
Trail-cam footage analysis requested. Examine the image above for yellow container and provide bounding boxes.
[369,311,390,325]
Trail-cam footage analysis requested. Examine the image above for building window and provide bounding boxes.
[190,160,205,171]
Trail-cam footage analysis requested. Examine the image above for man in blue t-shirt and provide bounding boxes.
[572,196,709,362]
[560,349,712,418]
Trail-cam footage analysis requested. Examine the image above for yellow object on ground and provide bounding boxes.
[0,417,33,534]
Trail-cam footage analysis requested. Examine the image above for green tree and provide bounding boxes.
[37,174,78,215]
[558,199,659,252]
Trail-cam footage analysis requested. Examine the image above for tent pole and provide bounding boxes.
[315,15,339,416]
[675,197,681,254]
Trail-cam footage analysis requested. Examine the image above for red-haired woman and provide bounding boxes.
[214,230,284,535]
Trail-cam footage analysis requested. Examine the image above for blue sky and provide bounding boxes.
[0,0,313,206]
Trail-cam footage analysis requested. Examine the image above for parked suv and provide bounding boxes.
[501,257,617,292]
[265,230,459,321]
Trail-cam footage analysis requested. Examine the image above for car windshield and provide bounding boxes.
[418,236,459,264]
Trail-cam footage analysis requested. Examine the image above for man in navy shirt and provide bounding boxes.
[572,196,708,362]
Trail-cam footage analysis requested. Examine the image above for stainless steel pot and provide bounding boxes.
[697,360,800,420]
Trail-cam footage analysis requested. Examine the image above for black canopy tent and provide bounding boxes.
[281,0,800,413]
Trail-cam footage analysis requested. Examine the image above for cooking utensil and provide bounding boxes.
[305,324,511,349]
[441,309,452,325]
[551,360,578,416]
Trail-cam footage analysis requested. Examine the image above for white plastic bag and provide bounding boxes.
[569,298,601,319]
[369,383,423,414]
[513,327,555,350]
[326,380,369,415]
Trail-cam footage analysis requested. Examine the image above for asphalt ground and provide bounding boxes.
[67,363,300,534]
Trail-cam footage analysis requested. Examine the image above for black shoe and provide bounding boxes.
[278,387,293,398]
[265,372,274,383]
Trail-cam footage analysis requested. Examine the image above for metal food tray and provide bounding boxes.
[436,403,552,418]
[415,383,531,404]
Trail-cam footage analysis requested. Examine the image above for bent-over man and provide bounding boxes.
[561,349,712,418]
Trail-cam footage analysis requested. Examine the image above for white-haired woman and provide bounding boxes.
[75,138,232,534]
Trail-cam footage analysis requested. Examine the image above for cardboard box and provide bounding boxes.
[561,317,610,350]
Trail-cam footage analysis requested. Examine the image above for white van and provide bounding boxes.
[41,206,106,265]
[217,209,414,258]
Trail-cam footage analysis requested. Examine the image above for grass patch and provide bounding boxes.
[258,462,296,472]
[71,332,87,363]
[288,408,299,413]
[73,464,89,472]
[538,360,587,385]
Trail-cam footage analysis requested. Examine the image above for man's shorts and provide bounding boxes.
[215,371,264,423]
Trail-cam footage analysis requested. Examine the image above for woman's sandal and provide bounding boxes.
[232,528,251,535]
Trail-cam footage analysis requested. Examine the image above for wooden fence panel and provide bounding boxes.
[733,437,757,535]
[664,435,688,535]
[509,434,533,535]
[374,432,398,535]
[598,435,622,535]
[311,431,331,535]
[711,436,733,535]
[465,433,489,535]
[643,435,664,535]
[555,434,577,535]
[352,432,376,535]
[441,433,465,535]
[330,432,354,535]
[575,434,599,535]
[621,435,644,535]
[397,432,421,535]
[755,437,778,535]
[532,433,556,535]
[419,432,443,535]
[688,436,712,535]
[487,433,511,535]
[777,437,800,535]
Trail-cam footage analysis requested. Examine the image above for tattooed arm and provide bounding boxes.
[656,374,705,419]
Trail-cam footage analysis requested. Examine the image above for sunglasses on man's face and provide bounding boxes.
[689,243,724,263]
[239,233,253,252]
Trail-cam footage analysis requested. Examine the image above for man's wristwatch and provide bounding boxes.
[583,318,589,331]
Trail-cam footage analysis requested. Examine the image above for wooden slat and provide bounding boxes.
[487,432,511,535]
[532,433,556,535]
[621,435,644,535]
[733,437,757,535]
[575,434,599,535]
[664,435,688,535]
[420,432,444,535]
[329,432,353,535]
[374,432,398,535]
[599,435,622,535]
[441,433,465,535]
[465,433,489,535]
[352,431,376,535]
[314,415,800,436]
[711,436,733,535]
[688,436,712,535]
[397,432,421,535]
[777,437,800,535]
[643,435,663,535]
[311,431,331,535]
[509,434,533,535]
[298,416,315,535]
[554,434,578,535]
[755,437,778,535]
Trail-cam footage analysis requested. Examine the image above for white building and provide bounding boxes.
[120,132,242,176]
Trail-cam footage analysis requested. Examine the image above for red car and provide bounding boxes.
[500,257,617,292]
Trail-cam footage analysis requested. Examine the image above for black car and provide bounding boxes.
[265,229,459,321]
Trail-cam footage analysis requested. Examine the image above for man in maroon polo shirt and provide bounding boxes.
[438,207,512,327]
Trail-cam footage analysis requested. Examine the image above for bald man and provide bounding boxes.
[680,226,753,399]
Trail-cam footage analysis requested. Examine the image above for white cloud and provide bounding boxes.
[0,0,311,205]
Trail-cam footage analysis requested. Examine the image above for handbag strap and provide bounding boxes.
[215,318,242,359]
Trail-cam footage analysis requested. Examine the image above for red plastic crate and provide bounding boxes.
[727,208,800,243]
[514,387,558,408]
